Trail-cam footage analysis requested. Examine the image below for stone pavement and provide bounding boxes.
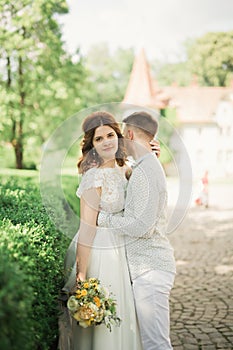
[169,205,233,350]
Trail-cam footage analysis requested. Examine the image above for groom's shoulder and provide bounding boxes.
[131,154,159,178]
[143,153,164,172]
[142,154,167,184]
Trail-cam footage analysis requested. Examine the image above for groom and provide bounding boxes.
[98,111,176,350]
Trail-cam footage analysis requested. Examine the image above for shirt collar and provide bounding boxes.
[131,152,154,169]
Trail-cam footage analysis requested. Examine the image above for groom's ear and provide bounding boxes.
[127,129,134,140]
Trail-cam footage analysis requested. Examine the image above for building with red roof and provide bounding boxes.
[123,48,233,178]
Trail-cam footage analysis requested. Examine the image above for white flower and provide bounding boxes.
[88,302,99,313]
[67,296,79,312]
[101,286,110,298]
[104,310,111,317]
[95,309,104,322]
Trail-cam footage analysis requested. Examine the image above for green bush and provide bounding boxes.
[0,178,71,349]
[0,250,34,350]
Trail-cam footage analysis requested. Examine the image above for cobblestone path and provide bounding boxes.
[169,207,233,350]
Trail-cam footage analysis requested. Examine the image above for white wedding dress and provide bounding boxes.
[58,166,142,350]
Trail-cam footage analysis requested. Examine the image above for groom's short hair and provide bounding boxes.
[123,111,158,139]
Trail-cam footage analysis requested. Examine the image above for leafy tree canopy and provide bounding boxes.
[187,31,233,86]
[0,0,87,168]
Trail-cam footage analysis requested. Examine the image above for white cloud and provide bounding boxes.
[60,0,233,61]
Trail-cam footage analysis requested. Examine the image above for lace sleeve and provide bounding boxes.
[76,168,103,198]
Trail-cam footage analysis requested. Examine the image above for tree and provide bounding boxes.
[84,43,134,104]
[158,108,178,165]
[0,0,86,169]
[151,60,192,87]
[187,31,233,86]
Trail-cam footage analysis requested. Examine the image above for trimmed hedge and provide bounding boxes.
[0,250,34,350]
[0,177,72,350]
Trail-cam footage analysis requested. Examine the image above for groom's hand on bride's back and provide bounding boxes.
[150,139,160,157]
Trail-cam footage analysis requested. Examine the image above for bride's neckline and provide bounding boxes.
[98,162,117,170]
[97,166,117,170]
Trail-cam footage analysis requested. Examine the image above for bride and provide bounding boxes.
[58,111,143,350]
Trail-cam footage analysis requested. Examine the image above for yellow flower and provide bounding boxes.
[89,278,97,283]
[83,282,89,289]
[93,296,101,308]
[89,282,98,290]
[76,290,82,299]
[81,289,87,297]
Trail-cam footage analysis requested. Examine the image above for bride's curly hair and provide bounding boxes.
[77,111,127,174]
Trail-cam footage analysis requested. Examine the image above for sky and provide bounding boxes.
[59,0,233,61]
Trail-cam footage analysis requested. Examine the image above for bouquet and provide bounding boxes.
[67,277,121,331]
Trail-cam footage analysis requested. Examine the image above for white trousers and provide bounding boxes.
[132,270,175,350]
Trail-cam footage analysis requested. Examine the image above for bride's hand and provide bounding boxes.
[76,272,86,282]
[150,139,161,158]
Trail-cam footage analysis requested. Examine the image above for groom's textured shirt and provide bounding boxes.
[98,152,176,280]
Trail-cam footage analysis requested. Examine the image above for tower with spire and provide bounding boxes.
[123,48,170,109]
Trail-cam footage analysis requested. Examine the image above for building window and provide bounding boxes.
[219,127,223,135]
[217,150,223,162]
[227,150,232,162]
[196,149,203,163]
[226,127,231,136]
